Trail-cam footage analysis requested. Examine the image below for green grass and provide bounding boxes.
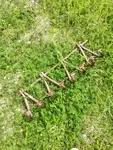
[0,0,113,149]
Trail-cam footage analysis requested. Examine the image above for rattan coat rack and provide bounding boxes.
[19,40,103,118]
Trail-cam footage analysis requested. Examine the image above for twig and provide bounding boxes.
[80,44,100,57]
[21,89,46,108]
[77,44,90,64]
[80,40,88,46]
[40,73,55,97]
[61,60,75,82]
[40,72,66,88]
[19,90,33,118]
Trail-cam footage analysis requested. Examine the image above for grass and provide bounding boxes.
[0,0,113,149]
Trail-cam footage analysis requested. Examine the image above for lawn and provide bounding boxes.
[0,0,113,150]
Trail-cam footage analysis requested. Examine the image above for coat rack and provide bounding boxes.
[19,40,103,118]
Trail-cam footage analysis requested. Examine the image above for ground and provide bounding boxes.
[0,0,113,150]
